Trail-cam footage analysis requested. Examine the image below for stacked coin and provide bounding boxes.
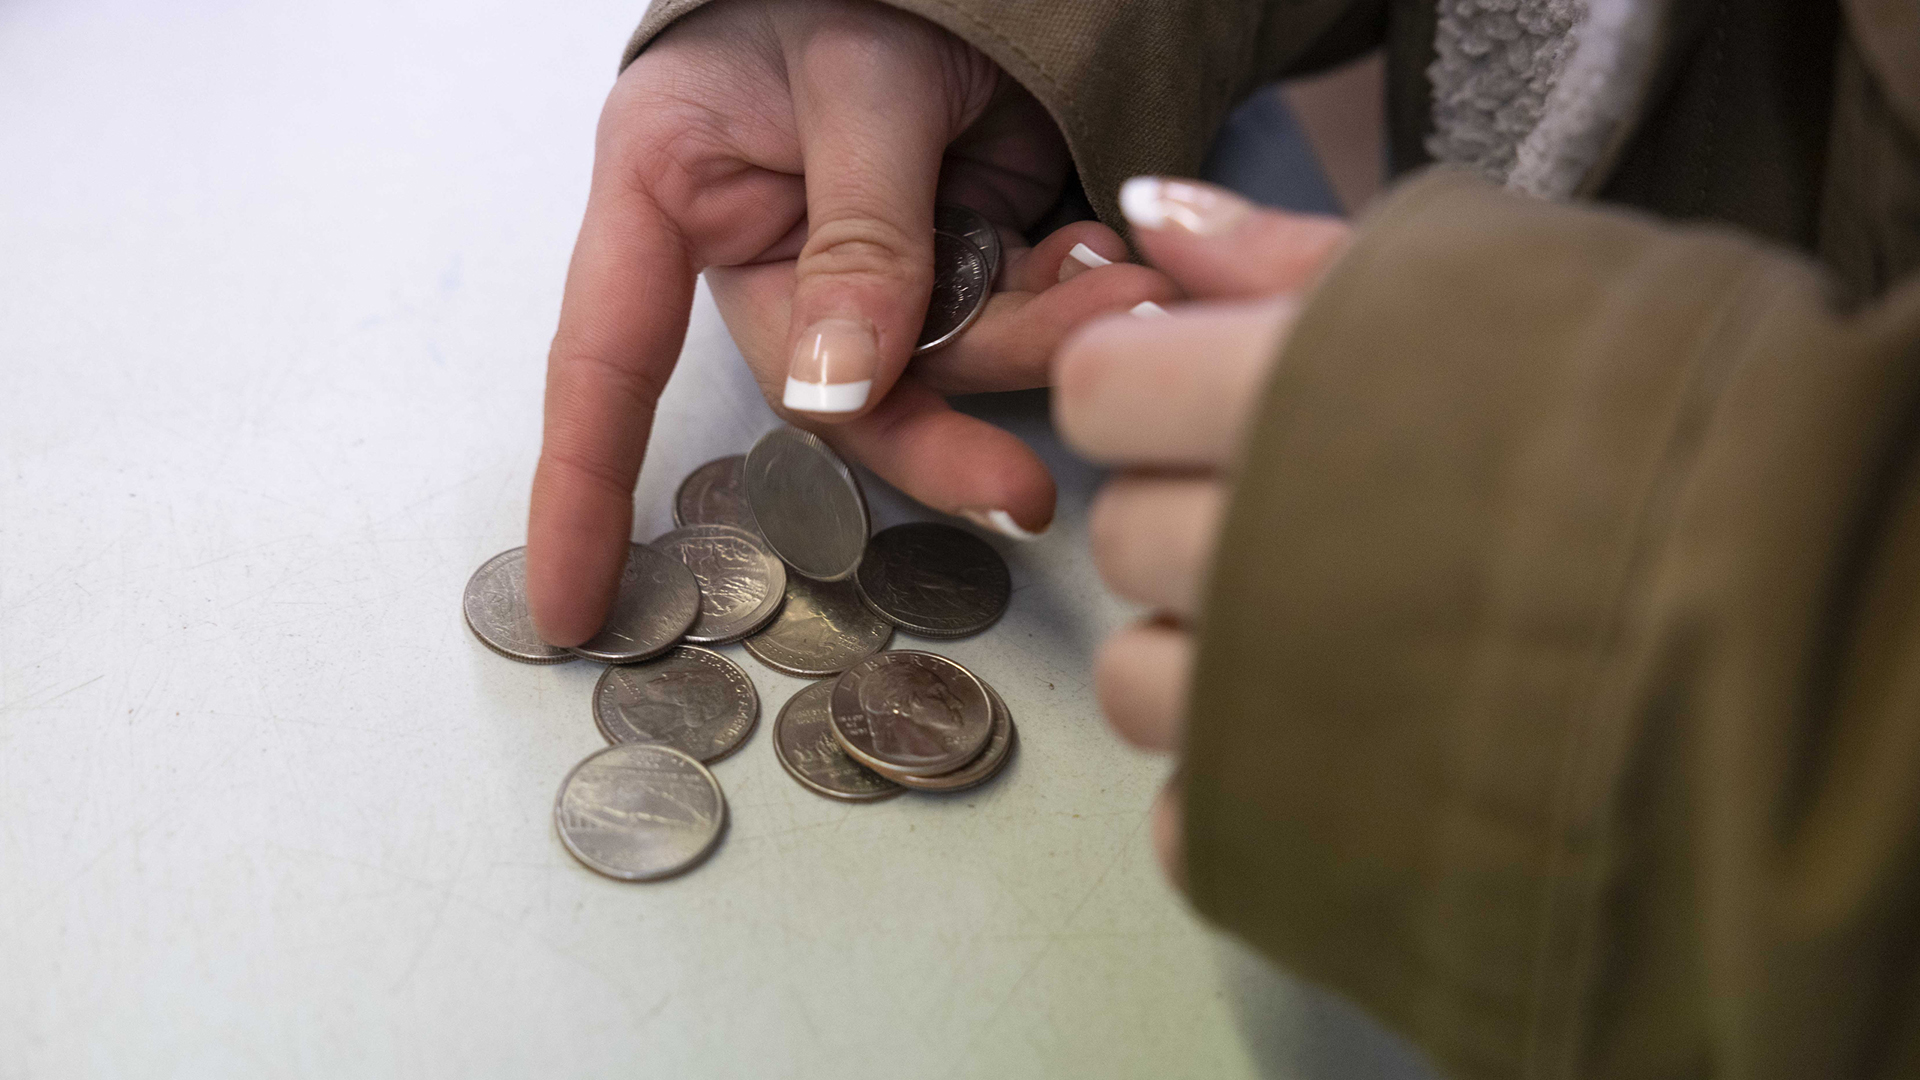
[827,651,1017,792]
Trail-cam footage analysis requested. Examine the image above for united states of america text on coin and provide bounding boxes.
[829,651,993,777]
[651,524,786,644]
[855,522,1011,638]
[874,682,1016,793]
[742,574,893,677]
[553,743,726,882]
[568,543,701,664]
[462,546,573,664]
[913,230,990,355]
[673,455,756,531]
[593,646,760,764]
[773,680,903,802]
[934,204,1001,287]
[743,426,869,581]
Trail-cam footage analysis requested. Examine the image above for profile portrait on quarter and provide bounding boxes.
[593,646,759,763]
[856,523,1011,638]
[830,651,992,777]
[567,542,701,664]
[554,742,726,882]
[651,524,786,644]
[883,683,1017,793]
[462,546,572,664]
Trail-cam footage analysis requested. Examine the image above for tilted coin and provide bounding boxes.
[913,230,990,355]
[873,683,1016,793]
[829,651,993,777]
[934,203,1001,287]
[673,455,755,531]
[462,546,572,664]
[772,680,903,802]
[855,523,1011,638]
[593,646,760,763]
[742,574,894,678]
[568,543,701,664]
[651,524,786,644]
[554,742,726,882]
[743,426,869,581]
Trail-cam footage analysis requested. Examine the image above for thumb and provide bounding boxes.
[780,17,960,421]
[1117,177,1351,301]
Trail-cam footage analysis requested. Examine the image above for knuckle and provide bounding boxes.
[798,217,923,281]
[1086,482,1134,589]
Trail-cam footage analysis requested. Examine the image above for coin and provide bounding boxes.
[554,742,726,881]
[743,426,869,581]
[934,203,1001,287]
[742,574,894,677]
[651,524,786,644]
[567,543,701,664]
[462,546,573,664]
[914,231,991,355]
[592,646,760,763]
[855,523,1011,638]
[829,651,993,777]
[772,680,903,802]
[872,683,1016,792]
[673,455,755,531]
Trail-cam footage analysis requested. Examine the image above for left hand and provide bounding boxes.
[1053,178,1351,885]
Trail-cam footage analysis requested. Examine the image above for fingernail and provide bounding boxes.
[960,507,1046,541]
[1130,301,1170,319]
[1058,242,1113,284]
[1118,176,1251,236]
[784,318,876,413]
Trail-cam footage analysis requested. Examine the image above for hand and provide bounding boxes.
[1054,178,1351,885]
[528,0,1172,645]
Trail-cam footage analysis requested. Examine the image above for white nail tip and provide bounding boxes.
[1068,243,1112,269]
[782,377,871,413]
[1119,176,1169,230]
[1130,301,1171,319]
[962,508,1044,541]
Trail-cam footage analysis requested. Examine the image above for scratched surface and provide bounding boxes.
[0,2,1304,1077]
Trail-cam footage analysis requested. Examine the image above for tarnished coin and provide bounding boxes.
[742,574,894,678]
[743,426,869,581]
[462,546,572,664]
[673,455,755,531]
[651,524,786,644]
[568,543,701,664]
[934,204,1001,287]
[772,680,903,802]
[914,231,990,354]
[855,523,1011,638]
[874,683,1016,793]
[592,646,760,763]
[829,651,993,777]
[554,742,726,882]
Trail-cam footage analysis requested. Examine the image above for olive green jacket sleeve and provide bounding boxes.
[1189,166,1920,1078]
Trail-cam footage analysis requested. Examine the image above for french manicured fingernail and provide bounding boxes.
[1058,242,1113,284]
[1130,301,1170,319]
[1118,176,1251,236]
[960,507,1046,541]
[783,318,875,414]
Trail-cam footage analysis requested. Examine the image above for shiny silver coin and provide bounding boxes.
[829,650,993,777]
[742,574,894,678]
[855,523,1011,638]
[934,204,1001,287]
[554,742,726,882]
[743,426,869,581]
[462,546,573,664]
[673,455,755,531]
[567,543,701,664]
[651,524,786,644]
[772,680,903,802]
[913,231,990,355]
[873,683,1016,793]
[592,646,760,764]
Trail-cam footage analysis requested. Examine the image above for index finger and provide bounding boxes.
[526,175,695,646]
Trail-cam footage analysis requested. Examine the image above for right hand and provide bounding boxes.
[528,0,1174,645]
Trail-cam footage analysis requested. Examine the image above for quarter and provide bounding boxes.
[673,455,755,531]
[934,203,1002,287]
[913,230,990,354]
[567,543,701,664]
[829,651,993,777]
[553,742,726,882]
[873,683,1016,793]
[772,680,902,802]
[462,546,573,664]
[742,573,893,678]
[651,524,786,644]
[743,426,869,581]
[855,523,1011,638]
[592,646,760,764]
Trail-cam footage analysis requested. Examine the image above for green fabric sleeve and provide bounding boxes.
[617,0,1383,226]
[1187,166,1920,1078]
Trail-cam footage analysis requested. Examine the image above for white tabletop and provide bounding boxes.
[0,3,1439,1077]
